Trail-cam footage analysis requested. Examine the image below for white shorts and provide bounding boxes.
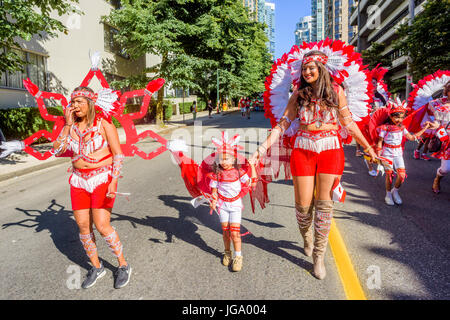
[218,206,242,224]
[383,155,405,171]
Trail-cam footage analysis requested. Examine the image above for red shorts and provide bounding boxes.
[290,147,345,176]
[70,170,115,211]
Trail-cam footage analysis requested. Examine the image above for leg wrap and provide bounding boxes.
[230,226,240,233]
[103,229,123,258]
[313,200,334,258]
[437,160,449,177]
[397,169,407,183]
[79,232,97,258]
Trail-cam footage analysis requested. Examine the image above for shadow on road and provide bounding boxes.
[111,194,313,273]
[2,200,120,273]
[340,144,450,299]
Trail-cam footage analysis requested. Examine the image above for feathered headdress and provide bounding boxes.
[264,38,373,138]
[211,131,244,157]
[388,98,408,114]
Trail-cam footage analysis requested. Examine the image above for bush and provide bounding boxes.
[0,106,63,141]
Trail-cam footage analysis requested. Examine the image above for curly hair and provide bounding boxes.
[297,50,339,111]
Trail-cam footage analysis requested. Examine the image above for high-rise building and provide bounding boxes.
[243,0,276,60]
[295,16,313,45]
[349,0,427,98]
[263,2,276,59]
[324,0,350,43]
[311,0,326,41]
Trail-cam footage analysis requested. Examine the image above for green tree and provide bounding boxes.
[394,0,450,82]
[361,42,392,70]
[0,0,80,73]
[103,0,271,121]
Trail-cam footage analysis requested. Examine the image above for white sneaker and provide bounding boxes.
[391,189,402,205]
[368,169,378,177]
[385,192,395,205]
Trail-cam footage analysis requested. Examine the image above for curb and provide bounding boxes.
[0,109,239,183]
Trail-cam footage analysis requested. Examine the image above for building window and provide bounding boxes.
[0,48,47,90]
[104,24,130,59]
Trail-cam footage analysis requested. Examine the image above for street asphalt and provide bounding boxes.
[0,110,448,300]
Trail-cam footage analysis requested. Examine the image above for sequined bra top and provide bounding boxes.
[298,101,339,126]
[66,116,110,163]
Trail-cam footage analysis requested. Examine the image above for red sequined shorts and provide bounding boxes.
[290,130,345,176]
[69,165,115,210]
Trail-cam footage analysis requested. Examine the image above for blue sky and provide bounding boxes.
[270,0,311,60]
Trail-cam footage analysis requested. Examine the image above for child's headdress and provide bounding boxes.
[211,131,244,157]
[388,97,408,115]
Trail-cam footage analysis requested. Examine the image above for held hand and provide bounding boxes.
[107,180,118,198]
[368,148,378,162]
[429,121,440,130]
[249,151,260,166]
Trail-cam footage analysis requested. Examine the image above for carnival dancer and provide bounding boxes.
[428,82,450,193]
[406,71,450,194]
[254,40,377,280]
[358,65,391,175]
[375,99,431,205]
[0,52,166,289]
[209,133,257,272]
[52,86,132,289]
[167,132,257,272]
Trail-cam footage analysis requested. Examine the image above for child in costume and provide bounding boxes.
[376,99,431,205]
[167,132,257,272]
[209,138,256,271]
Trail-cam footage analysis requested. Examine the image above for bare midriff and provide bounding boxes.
[299,124,339,132]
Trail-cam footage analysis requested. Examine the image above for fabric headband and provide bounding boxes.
[302,54,328,65]
[71,90,97,102]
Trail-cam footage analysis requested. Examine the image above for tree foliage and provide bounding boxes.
[361,42,392,70]
[394,0,450,82]
[103,0,271,106]
[0,0,80,73]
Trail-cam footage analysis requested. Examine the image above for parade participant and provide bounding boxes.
[52,85,133,289]
[167,132,257,272]
[406,71,450,194]
[360,65,391,175]
[0,52,166,289]
[428,82,450,193]
[413,112,435,161]
[209,133,257,272]
[375,99,431,205]
[255,40,377,280]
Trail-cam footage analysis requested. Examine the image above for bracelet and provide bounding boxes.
[363,146,373,153]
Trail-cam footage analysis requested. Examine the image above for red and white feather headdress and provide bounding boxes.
[388,97,408,114]
[211,131,244,156]
[370,64,391,101]
[407,70,450,111]
[264,38,373,138]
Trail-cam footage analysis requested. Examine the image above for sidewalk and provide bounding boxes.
[0,108,239,182]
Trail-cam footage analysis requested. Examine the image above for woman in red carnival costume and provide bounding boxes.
[252,40,377,280]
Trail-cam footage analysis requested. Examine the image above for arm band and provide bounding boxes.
[112,154,125,179]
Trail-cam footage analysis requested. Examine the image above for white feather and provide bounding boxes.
[166,139,188,153]
[0,140,25,158]
[90,51,101,70]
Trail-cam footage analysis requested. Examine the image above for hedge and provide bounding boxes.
[0,100,177,141]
